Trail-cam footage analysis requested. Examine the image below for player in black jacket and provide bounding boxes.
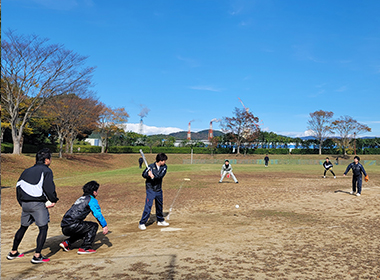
[264,155,270,167]
[344,156,367,196]
[60,181,108,254]
[7,148,59,264]
[322,157,336,178]
[138,153,169,230]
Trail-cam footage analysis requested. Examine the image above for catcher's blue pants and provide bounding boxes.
[139,189,164,225]
[352,175,362,194]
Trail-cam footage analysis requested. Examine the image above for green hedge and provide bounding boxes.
[1,142,13,153]
[1,143,58,153]
[71,145,102,153]
[252,148,290,155]
[363,148,380,154]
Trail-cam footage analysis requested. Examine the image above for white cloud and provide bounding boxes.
[177,55,200,68]
[315,83,327,88]
[309,89,325,98]
[293,45,324,63]
[334,86,347,92]
[275,130,314,138]
[190,86,221,92]
[122,123,183,135]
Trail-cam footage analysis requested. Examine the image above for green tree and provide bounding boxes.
[97,105,129,153]
[221,107,260,154]
[307,110,334,155]
[1,31,94,154]
[331,116,371,155]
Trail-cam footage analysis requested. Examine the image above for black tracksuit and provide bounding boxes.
[139,162,167,225]
[323,161,335,177]
[61,195,107,250]
[344,162,367,194]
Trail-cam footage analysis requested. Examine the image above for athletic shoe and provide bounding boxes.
[218,181,222,183]
[356,193,361,197]
[59,241,70,252]
[157,221,169,226]
[323,176,326,178]
[31,255,50,264]
[334,176,336,179]
[77,248,96,254]
[350,191,354,195]
[138,224,146,230]
[7,252,24,260]
[236,182,239,184]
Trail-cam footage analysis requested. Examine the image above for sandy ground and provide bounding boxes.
[2,168,380,279]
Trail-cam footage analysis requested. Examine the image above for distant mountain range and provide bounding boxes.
[168,130,224,140]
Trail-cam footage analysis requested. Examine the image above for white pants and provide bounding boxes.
[220,171,238,183]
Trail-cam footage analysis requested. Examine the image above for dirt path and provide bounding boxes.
[2,170,380,279]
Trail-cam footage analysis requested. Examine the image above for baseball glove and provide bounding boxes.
[365,175,369,182]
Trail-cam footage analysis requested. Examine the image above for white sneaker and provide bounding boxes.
[138,224,146,230]
[157,221,169,226]
[323,176,326,178]
[356,193,361,197]
[334,176,336,179]
[350,191,354,195]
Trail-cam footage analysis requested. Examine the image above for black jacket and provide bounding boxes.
[61,195,107,228]
[142,163,167,192]
[16,163,58,206]
[323,161,333,170]
[344,162,367,177]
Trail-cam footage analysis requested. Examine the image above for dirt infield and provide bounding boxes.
[1,154,380,279]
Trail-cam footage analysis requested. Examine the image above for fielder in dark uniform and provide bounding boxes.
[344,156,368,196]
[7,148,59,264]
[264,155,270,167]
[139,157,144,169]
[138,153,169,230]
[60,181,108,254]
[322,157,336,178]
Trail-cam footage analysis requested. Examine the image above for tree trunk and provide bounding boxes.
[319,142,322,155]
[101,137,106,153]
[19,135,24,154]
[57,130,64,158]
[11,123,23,155]
[59,139,64,158]
[65,137,70,154]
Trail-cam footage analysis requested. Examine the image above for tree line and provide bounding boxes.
[307,110,372,155]
[1,30,129,157]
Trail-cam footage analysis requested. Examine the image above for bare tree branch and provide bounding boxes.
[1,30,95,154]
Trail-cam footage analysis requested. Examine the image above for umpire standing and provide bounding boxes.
[7,148,59,264]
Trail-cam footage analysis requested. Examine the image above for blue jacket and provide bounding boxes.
[16,163,58,206]
[344,162,367,177]
[61,195,107,228]
[142,163,167,192]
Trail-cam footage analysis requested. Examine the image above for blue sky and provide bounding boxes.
[3,0,380,136]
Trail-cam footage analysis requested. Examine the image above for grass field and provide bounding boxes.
[1,154,380,279]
